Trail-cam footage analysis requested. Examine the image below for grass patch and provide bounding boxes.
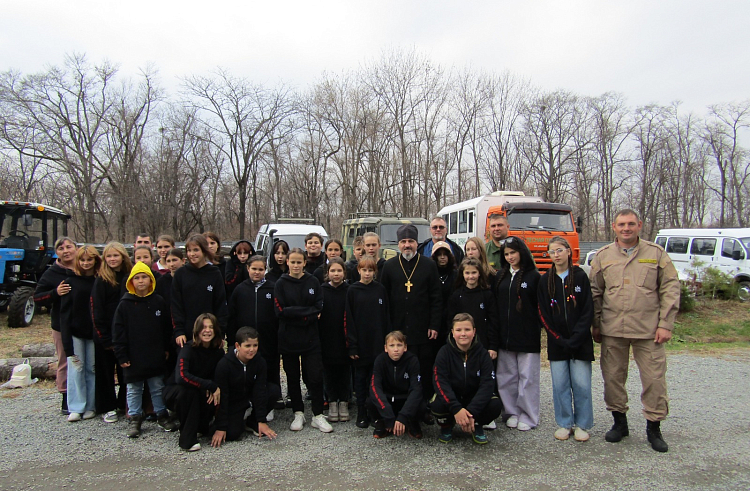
[671,298,750,348]
[0,310,54,359]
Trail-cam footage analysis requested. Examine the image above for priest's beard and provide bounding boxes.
[401,251,415,261]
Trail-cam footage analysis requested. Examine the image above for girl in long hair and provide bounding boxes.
[464,236,496,283]
[265,240,289,283]
[537,236,594,442]
[494,237,541,432]
[91,241,133,422]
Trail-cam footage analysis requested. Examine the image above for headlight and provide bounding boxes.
[11,265,20,273]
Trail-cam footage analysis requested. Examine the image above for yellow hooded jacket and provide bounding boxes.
[126,261,156,296]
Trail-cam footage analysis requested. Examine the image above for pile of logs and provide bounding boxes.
[0,343,57,381]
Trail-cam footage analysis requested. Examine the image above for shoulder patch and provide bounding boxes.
[638,259,657,264]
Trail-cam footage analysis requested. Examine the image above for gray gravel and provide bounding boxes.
[1,352,749,491]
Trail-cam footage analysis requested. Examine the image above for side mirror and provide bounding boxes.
[733,250,742,261]
[23,214,34,227]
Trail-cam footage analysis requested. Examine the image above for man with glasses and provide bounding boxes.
[589,209,679,453]
[417,217,464,264]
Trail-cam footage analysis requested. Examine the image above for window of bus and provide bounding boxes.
[449,212,458,234]
[722,238,746,259]
[665,237,689,254]
[458,210,467,234]
[690,238,716,256]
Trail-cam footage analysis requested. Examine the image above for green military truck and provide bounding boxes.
[341,213,431,260]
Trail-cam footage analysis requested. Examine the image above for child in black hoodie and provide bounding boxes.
[171,234,228,350]
[318,258,351,423]
[345,256,391,429]
[368,331,424,439]
[432,313,502,445]
[227,256,280,389]
[211,327,280,447]
[274,248,332,433]
[113,262,175,438]
[60,246,101,422]
[224,240,255,299]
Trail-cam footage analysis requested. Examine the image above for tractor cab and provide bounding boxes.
[0,200,71,327]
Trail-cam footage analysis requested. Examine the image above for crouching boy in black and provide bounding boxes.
[211,327,280,447]
[368,331,424,439]
[431,313,503,445]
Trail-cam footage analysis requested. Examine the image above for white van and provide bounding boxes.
[254,222,329,259]
[654,228,750,300]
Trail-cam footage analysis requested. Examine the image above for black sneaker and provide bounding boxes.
[472,425,488,445]
[274,399,286,410]
[408,421,423,439]
[356,407,370,428]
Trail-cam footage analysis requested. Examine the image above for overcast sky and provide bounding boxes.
[2,0,748,114]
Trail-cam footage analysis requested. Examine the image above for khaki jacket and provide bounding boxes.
[486,240,503,271]
[590,239,680,339]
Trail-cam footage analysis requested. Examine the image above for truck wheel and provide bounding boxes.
[737,281,750,302]
[8,287,35,327]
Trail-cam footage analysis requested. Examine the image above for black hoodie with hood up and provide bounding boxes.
[224,240,255,300]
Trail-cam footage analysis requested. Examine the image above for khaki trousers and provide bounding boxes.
[600,335,669,421]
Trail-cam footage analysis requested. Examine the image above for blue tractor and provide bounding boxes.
[0,200,71,327]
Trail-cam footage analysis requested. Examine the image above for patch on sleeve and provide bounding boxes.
[638,259,657,264]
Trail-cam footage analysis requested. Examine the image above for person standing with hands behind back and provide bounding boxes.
[590,209,679,453]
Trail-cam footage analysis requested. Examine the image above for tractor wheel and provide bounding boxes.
[0,297,9,312]
[8,287,36,327]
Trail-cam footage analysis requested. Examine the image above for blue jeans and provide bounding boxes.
[67,336,96,414]
[127,376,166,417]
[550,359,593,430]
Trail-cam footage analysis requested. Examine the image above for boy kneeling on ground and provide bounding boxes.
[368,330,425,439]
[211,327,280,447]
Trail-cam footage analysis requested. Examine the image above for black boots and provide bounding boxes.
[647,420,669,453]
[605,411,629,443]
[60,393,68,415]
[127,415,143,438]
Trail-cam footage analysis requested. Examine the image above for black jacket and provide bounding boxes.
[33,262,70,332]
[90,271,128,348]
[537,267,595,362]
[445,286,500,352]
[369,351,422,426]
[273,273,323,354]
[494,268,542,353]
[171,343,224,392]
[214,349,270,430]
[319,282,350,365]
[60,272,96,356]
[112,292,172,383]
[171,263,228,341]
[224,240,254,300]
[433,334,496,417]
[417,237,465,265]
[345,281,391,366]
[345,258,360,283]
[227,278,278,351]
[380,254,442,346]
[304,253,326,275]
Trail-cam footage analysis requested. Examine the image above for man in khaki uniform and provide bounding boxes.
[590,209,680,453]
[485,214,509,271]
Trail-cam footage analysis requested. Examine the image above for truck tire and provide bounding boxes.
[737,281,750,302]
[8,287,36,327]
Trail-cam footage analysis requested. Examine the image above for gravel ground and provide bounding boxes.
[1,351,749,491]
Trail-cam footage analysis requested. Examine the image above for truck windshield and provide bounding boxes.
[507,211,574,232]
[380,224,431,244]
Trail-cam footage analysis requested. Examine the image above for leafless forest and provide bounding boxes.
[1,49,748,243]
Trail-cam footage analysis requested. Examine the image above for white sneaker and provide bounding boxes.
[554,427,571,440]
[311,414,333,433]
[574,427,590,442]
[266,409,274,422]
[67,412,82,422]
[82,410,96,420]
[517,422,532,431]
[290,411,306,431]
[186,443,201,452]
[505,415,518,428]
[483,420,497,430]
[103,411,118,423]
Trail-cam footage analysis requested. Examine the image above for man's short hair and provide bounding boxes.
[614,209,640,222]
[135,233,152,242]
[451,312,475,328]
[430,216,446,224]
[235,326,259,345]
[488,214,508,223]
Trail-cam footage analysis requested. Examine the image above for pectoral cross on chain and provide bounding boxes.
[405,280,413,292]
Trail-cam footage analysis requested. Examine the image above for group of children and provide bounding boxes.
[35,227,594,450]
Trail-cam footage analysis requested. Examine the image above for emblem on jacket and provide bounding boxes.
[575,286,581,293]
[491,370,496,379]
[417,375,421,382]
[477,370,481,377]
[207,285,214,292]
[155,310,161,317]
[404,373,409,379]
[266,293,272,299]
[378,298,383,305]
[521,282,527,289]
[479,303,484,309]
[308,288,315,295]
